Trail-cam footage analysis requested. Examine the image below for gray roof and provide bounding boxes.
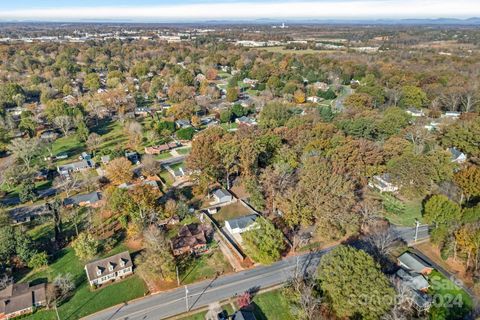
[449,147,465,159]
[9,205,48,223]
[63,192,101,206]
[58,159,93,172]
[396,268,429,291]
[85,251,133,282]
[398,252,431,273]
[232,310,257,320]
[213,189,231,200]
[226,214,258,230]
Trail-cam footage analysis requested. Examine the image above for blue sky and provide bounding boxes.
[0,0,478,21]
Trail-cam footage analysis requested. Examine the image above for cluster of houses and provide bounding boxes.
[395,252,435,312]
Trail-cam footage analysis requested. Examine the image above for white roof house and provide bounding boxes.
[212,189,233,204]
[406,108,425,117]
[369,174,399,193]
[225,214,259,234]
[449,147,467,164]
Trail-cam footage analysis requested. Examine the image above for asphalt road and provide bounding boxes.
[83,249,331,320]
[392,225,430,245]
[84,226,429,320]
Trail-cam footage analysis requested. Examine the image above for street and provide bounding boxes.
[84,224,430,320]
[83,249,330,320]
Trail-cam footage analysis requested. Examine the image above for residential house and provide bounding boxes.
[170,223,212,256]
[0,282,47,319]
[101,155,111,165]
[144,142,180,155]
[242,78,258,88]
[225,214,259,235]
[235,116,257,127]
[8,205,48,224]
[397,252,433,275]
[442,111,461,119]
[134,107,152,116]
[84,251,133,287]
[175,119,192,129]
[230,309,257,320]
[306,96,321,103]
[449,147,467,164]
[395,268,432,312]
[406,108,425,117]
[63,192,102,208]
[369,174,399,193]
[57,159,94,177]
[212,189,233,204]
[125,151,140,165]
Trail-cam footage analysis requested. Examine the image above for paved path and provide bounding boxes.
[83,249,330,320]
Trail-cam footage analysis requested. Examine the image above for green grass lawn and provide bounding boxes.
[180,248,233,285]
[176,147,191,155]
[49,135,85,163]
[160,169,175,187]
[22,244,147,320]
[428,270,473,320]
[380,194,423,227]
[154,152,173,160]
[214,202,252,224]
[250,290,294,320]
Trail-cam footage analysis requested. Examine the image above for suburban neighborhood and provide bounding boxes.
[0,6,479,320]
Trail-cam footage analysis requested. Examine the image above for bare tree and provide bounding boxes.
[141,154,160,177]
[86,133,103,153]
[48,273,75,310]
[366,227,399,256]
[53,115,74,136]
[382,278,416,320]
[284,276,322,320]
[53,175,78,198]
[8,137,42,169]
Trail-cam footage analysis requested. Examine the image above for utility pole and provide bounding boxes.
[184,285,189,312]
[176,266,180,286]
[54,302,61,320]
[414,219,420,243]
[295,256,299,277]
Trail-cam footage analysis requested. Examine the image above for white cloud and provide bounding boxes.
[0,0,478,21]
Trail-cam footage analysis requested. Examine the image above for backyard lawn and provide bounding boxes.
[176,147,191,155]
[428,270,473,320]
[22,245,147,320]
[213,202,252,224]
[380,194,423,227]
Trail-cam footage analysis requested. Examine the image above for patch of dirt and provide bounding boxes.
[147,279,178,293]
[126,237,143,251]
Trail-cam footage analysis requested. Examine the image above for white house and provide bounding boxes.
[406,108,425,117]
[449,147,467,164]
[85,251,133,287]
[369,174,399,193]
[442,111,461,119]
[212,189,233,204]
[225,214,259,234]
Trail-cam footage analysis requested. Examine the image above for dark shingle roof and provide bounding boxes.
[226,214,258,230]
[63,192,101,206]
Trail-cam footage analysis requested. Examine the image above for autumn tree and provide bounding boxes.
[399,85,428,109]
[318,245,395,319]
[454,166,480,202]
[258,102,292,129]
[226,86,239,102]
[105,157,133,185]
